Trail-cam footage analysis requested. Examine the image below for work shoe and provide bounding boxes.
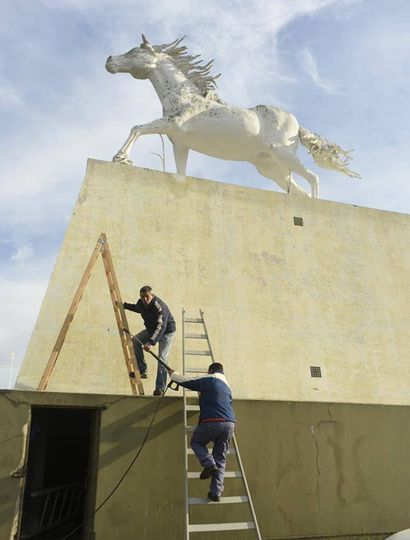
[199,465,218,479]
[153,389,163,396]
[140,371,148,379]
[207,491,220,502]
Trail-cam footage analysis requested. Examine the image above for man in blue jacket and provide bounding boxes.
[124,286,176,396]
[168,363,236,502]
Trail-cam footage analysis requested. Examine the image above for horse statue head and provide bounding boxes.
[106,35,220,97]
[106,34,159,79]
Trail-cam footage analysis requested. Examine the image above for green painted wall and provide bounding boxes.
[1,390,409,539]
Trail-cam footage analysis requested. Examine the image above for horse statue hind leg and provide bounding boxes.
[270,146,320,198]
[251,105,319,197]
[254,158,312,197]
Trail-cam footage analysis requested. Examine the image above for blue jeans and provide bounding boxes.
[132,330,175,392]
[190,421,235,496]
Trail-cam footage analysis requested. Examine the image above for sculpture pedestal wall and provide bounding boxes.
[17,160,410,403]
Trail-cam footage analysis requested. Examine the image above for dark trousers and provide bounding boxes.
[190,421,235,496]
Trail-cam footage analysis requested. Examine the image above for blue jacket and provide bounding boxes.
[171,371,236,423]
[123,296,176,345]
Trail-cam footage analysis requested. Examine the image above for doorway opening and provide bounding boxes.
[20,406,100,540]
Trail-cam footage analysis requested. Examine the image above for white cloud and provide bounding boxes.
[0,81,25,109]
[0,276,48,389]
[300,48,340,94]
[10,243,34,263]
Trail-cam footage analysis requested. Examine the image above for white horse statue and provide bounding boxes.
[106,35,359,198]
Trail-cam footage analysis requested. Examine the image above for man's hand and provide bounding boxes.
[143,343,152,352]
[167,368,175,375]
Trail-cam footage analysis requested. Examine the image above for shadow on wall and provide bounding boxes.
[98,397,181,469]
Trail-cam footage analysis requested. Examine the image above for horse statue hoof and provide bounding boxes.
[112,154,133,166]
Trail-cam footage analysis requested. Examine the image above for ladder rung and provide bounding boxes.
[185,350,212,356]
[186,448,236,454]
[186,405,200,411]
[185,368,208,373]
[188,495,249,505]
[188,471,242,479]
[185,318,203,323]
[189,522,255,533]
[185,333,207,339]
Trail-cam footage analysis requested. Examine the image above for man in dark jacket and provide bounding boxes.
[168,363,236,502]
[124,286,176,395]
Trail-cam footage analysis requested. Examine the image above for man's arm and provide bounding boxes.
[168,371,204,392]
[123,301,142,313]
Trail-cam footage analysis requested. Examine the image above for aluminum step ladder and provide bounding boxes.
[182,309,262,539]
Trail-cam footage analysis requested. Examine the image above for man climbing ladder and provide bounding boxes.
[124,285,176,395]
[168,362,235,502]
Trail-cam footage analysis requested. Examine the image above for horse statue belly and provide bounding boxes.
[177,106,263,161]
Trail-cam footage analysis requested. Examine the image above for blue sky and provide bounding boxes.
[1,0,410,387]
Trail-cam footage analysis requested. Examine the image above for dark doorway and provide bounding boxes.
[20,407,100,540]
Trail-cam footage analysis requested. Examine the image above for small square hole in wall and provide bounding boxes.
[310,366,322,378]
[293,216,304,226]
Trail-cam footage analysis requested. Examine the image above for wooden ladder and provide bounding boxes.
[37,233,144,395]
[182,309,262,539]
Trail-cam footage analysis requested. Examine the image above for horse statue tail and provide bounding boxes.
[299,126,360,179]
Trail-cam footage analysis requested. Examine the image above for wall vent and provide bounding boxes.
[293,216,304,226]
[310,366,322,378]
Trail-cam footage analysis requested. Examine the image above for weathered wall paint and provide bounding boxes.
[16,160,410,403]
[0,393,30,540]
[1,390,409,539]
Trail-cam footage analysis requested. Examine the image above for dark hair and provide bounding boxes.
[139,285,152,294]
[208,362,224,374]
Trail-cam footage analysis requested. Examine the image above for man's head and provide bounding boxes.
[139,285,154,306]
[208,362,224,374]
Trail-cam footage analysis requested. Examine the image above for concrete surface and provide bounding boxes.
[1,390,410,539]
[16,160,410,404]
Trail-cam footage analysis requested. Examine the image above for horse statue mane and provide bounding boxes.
[106,34,359,198]
[150,35,222,100]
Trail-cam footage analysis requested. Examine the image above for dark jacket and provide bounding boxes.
[170,371,236,423]
[123,296,176,345]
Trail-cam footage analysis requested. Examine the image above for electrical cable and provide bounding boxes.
[60,385,170,540]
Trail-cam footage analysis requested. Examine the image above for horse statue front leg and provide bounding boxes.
[113,118,172,166]
[172,143,189,176]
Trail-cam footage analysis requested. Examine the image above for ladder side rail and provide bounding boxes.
[182,308,190,540]
[199,309,215,362]
[183,388,190,540]
[37,234,104,391]
[232,434,262,540]
[101,251,136,384]
[182,308,187,375]
[100,237,143,395]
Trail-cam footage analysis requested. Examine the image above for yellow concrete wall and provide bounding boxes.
[16,159,410,403]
